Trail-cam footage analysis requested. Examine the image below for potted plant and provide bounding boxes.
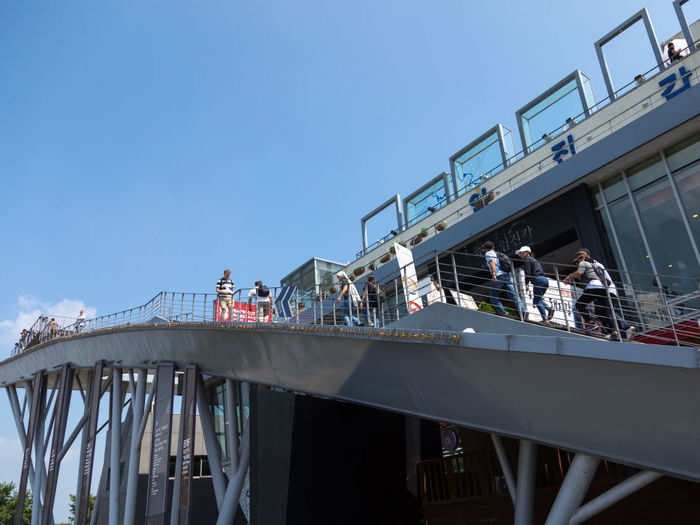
[419,227,429,238]
[410,235,423,246]
[353,266,365,277]
[436,221,447,232]
[368,262,376,271]
[380,252,392,264]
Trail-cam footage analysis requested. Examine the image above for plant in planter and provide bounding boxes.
[330,286,338,294]
[368,262,376,271]
[419,227,429,238]
[410,235,423,246]
[380,252,392,263]
[436,221,447,232]
[353,266,365,277]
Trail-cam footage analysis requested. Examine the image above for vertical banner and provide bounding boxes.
[176,365,198,525]
[41,365,74,525]
[146,363,175,525]
[78,361,104,525]
[15,372,45,525]
[394,243,424,313]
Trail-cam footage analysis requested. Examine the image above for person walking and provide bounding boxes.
[564,249,618,338]
[481,241,526,319]
[248,280,272,322]
[335,271,361,326]
[75,309,86,333]
[516,246,555,323]
[216,269,235,321]
[360,274,382,327]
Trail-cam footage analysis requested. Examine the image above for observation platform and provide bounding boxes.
[4,301,700,484]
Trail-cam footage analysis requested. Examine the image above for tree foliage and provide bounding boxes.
[0,481,32,525]
[67,493,94,524]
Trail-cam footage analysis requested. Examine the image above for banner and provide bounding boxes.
[213,300,271,322]
[394,243,423,313]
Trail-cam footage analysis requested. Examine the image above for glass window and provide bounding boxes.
[453,131,505,196]
[606,196,655,291]
[633,176,700,295]
[601,174,626,203]
[405,178,449,227]
[673,165,700,253]
[626,155,666,192]
[520,78,588,153]
[666,134,700,173]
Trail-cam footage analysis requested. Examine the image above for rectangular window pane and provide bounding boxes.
[453,132,504,196]
[601,174,626,203]
[520,78,586,152]
[666,134,700,173]
[606,197,654,291]
[626,155,666,192]
[673,166,700,255]
[633,177,700,295]
[405,179,448,227]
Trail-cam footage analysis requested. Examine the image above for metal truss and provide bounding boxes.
[5,361,250,525]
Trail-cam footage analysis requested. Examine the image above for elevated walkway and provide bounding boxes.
[3,302,700,482]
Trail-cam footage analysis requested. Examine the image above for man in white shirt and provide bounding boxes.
[248,281,272,322]
[75,309,86,333]
[216,269,235,321]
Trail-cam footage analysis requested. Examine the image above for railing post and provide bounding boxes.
[394,278,400,321]
[603,281,622,342]
[319,291,324,326]
[660,289,680,346]
[553,265,571,332]
[451,253,462,307]
[434,253,443,295]
[296,288,300,324]
[512,269,524,322]
[191,293,196,322]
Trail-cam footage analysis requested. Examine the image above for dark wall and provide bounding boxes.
[251,386,420,525]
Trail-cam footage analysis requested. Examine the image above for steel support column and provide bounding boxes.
[42,365,74,525]
[224,379,239,473]
[14,373,44,525]
[172,365,198,525]
[490,434,516,504]
[77,361,105,525]
[145,363,175,525]
[514,440,537,525]
[196,374,226,509]
[544,453,600,525]
[215,424,250,525]
[124,369,147,525]
[108,367,122,525]
[31,375,48,525]
[569,471,662,525]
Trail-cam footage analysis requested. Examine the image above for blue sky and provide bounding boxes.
[0,1,697,520]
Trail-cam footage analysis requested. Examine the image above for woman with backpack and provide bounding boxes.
[481,241,526,320]
[564,249,619,338]
[335,271,361,326]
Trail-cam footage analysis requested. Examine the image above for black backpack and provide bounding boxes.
[257,285,270,298]
[496,252,513,273]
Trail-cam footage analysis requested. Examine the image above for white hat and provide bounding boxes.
[515,246,531,255]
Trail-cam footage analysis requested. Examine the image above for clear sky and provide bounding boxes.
[0,1,697,520]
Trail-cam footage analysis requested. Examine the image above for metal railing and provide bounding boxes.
[356,45,699,261]
[11,248,700,356]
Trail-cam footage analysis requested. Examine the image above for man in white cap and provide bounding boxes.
[516,246,554,323]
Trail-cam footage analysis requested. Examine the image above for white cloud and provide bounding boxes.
[0,296,97,347]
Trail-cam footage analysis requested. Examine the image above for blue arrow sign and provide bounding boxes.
[275,286,297,319]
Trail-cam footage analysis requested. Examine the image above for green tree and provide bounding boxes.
[0,481,32,525]
[67,494,94,525]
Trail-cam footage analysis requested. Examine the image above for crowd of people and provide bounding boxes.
[479,242,636,340]
[13,310,86,355]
